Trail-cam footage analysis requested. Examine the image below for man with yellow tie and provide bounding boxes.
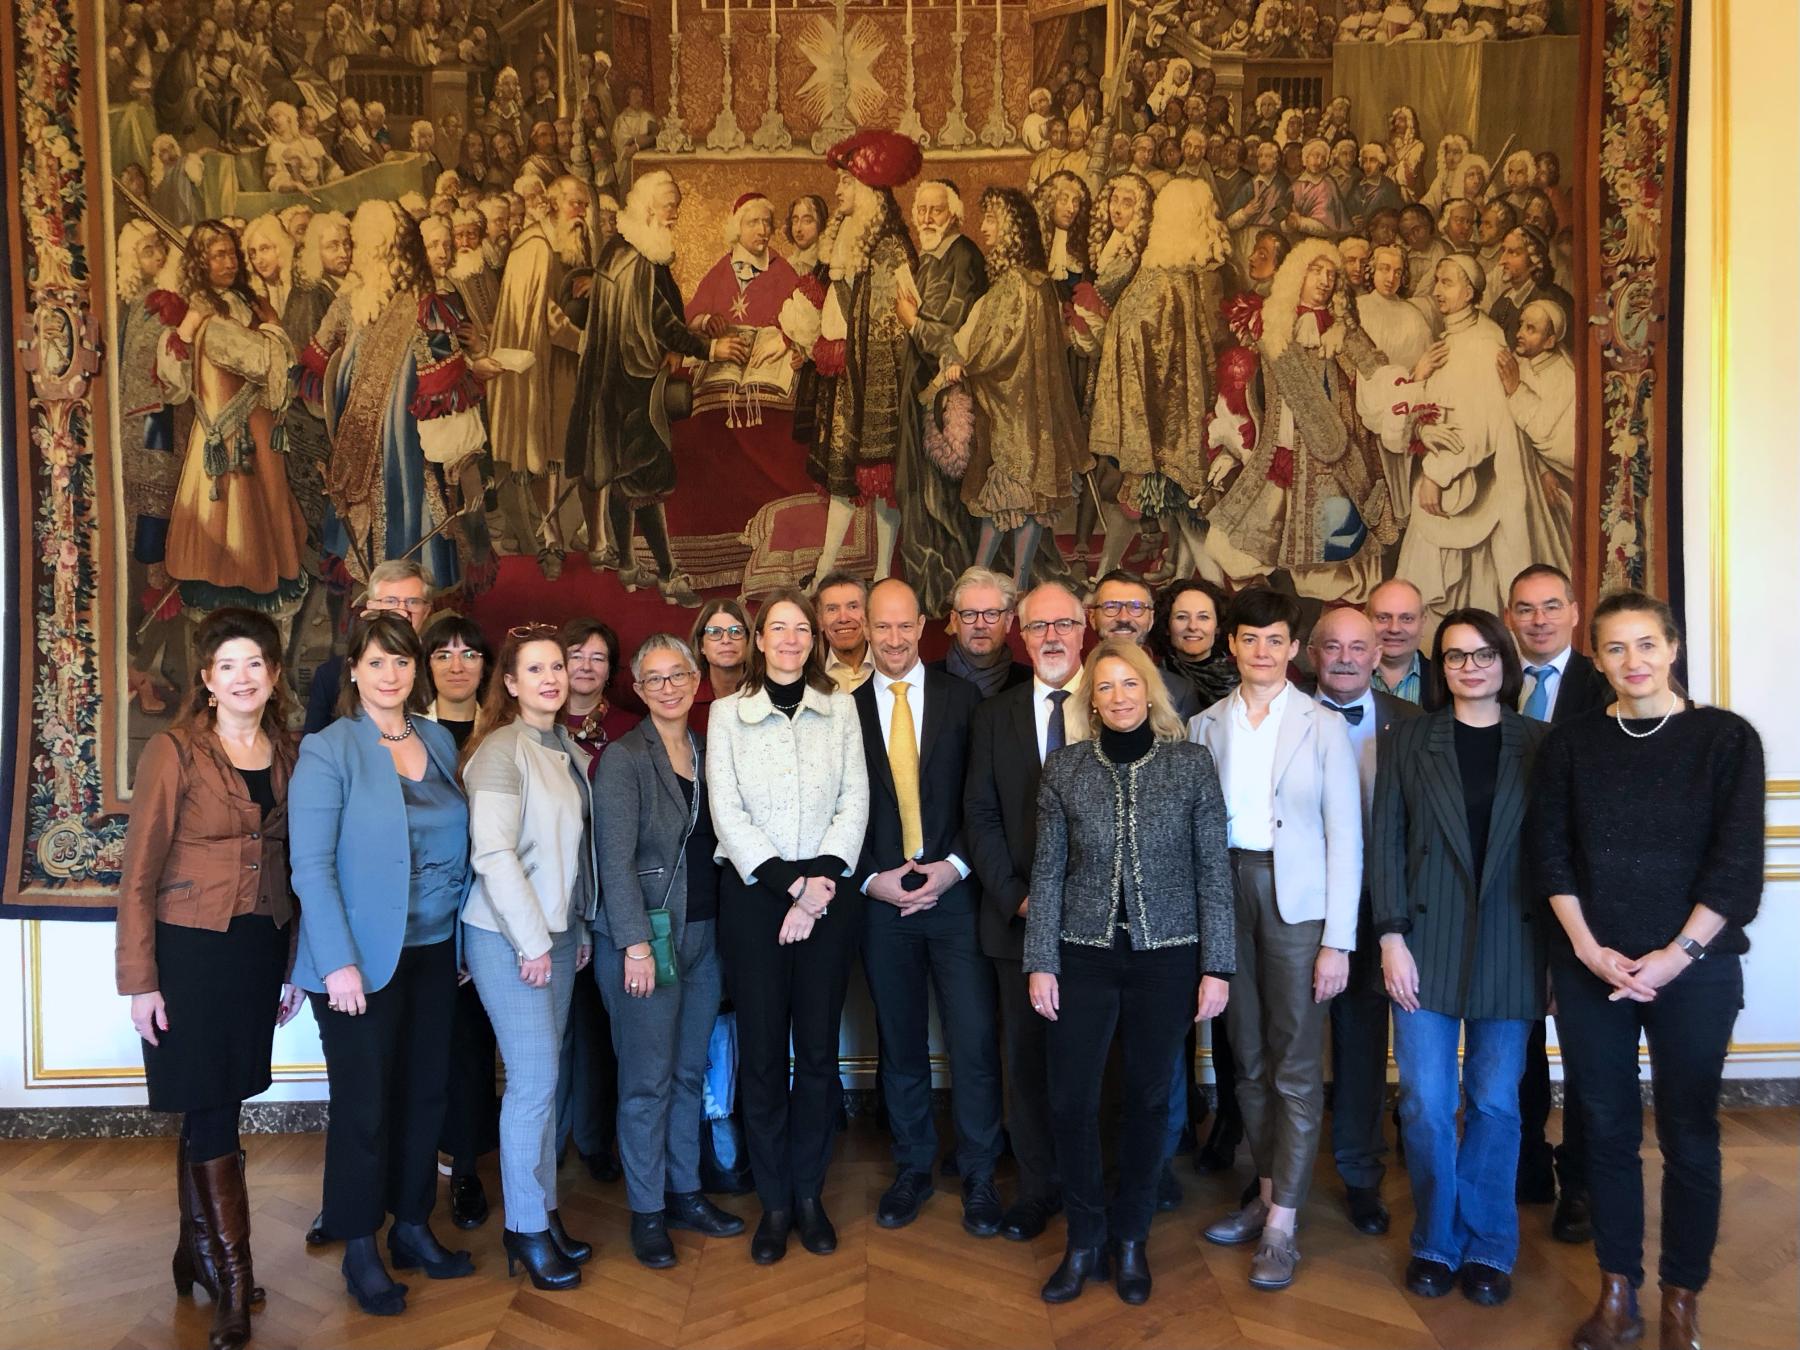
[853,579,1006,1237]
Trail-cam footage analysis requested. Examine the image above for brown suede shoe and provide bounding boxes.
[1659,1283,1701,1350]
[1572,1272,1644,1350]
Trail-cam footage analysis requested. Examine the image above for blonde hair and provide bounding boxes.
[1262,237,1346,362]
[1141,176,1231,270]
[1066,638,1187,745]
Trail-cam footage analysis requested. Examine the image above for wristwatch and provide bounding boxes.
[1674,935,1709,963]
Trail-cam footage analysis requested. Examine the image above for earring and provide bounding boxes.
[208,693,218,707]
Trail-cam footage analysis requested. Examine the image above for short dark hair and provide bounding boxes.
[1431,606,1523,708]
[1508,563,1574,603]
[337,611,429,719]
[1590,588,1681,649]
[420,611,494,704]
[811,569,869,603]
[558,617,620,670]
[1090,568,1152,601]
[1225,587,1301,640]
[1150,578,1229,664]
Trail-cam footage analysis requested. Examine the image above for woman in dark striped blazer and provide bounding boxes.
[1369,607,1549,1310]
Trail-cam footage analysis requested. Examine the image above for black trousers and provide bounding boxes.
[1329,920,1390,1191]
[862,898,1004,1179]
[1520,1017,1587,1191]
[1553,953,1742,1291]
[719,867,863,1211]
[312,939,457,1239]
[440,976,500,1172]
[1208,1004,1241,1133]
[1046,933,1197,1247]
[994,956,1059,1200]
[557,965,619,1160]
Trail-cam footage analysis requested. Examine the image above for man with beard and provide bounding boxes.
[521,120,565,185]
[1486,225,1574,348]
[1085,570,1202,719]
[1202,240,1410,606]
[1496,298,1575,554]
[476,194,510,269]
[563,169,748,606]
[445,208,498,327]
[891,179,986,616]
[797,131,922,585]
[485,174,591,575]
[929,566,1028,698]
[1355,242,1436,528]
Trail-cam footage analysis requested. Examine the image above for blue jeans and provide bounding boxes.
[1392,1008,1528,1272]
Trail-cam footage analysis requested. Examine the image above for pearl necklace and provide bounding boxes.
[1615,695,1678,739]
[379,717,416,743]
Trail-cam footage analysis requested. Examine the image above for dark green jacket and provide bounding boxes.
[1368,708,1549,1021]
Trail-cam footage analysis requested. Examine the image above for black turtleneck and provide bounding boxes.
[767,673,805,719]
[1099,720,1155,764]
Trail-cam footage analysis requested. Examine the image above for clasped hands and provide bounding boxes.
[1577,937,1692,1003]
[867,859,961,917]
[780,874,836,945]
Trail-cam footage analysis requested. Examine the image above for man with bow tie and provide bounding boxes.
[687,192,803,333]
[1306,604,1420,1241]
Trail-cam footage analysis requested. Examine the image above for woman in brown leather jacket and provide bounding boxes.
[115,608,305,1350]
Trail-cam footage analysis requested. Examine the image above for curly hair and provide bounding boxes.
[821,180,915,280]
[178,220,260,318]
[977,187,1047,277]
[1033,171,1092,275]
[1089,172,1153,268]
[347,199,429,326]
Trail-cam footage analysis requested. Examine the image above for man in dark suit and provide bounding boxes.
[854,579,1005,1236]
[928,566,1030,699]
[1308,606,1422,1239]
[963,581,1087,1241]
[1088,570,1202,720]
[1507,562,1609,1242]
[1368,577,1446,712]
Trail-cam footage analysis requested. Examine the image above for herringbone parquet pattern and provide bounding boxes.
[0,1109,1793,1349]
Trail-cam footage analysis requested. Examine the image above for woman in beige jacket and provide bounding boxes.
[460,625,597,1291]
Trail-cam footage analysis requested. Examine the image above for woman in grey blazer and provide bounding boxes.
[1370,607,1549,1309]
[290,614,473,1318]
[596,635,747,1269]
[1025,638,1235,1308]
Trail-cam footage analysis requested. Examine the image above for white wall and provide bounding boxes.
[2,0,1797,1111]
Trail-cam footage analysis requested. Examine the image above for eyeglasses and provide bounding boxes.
[1510,600,1568,619]
[1095,599,1150,617]
[507,624,559,639]
[430,649,484,664]
[702,624,747,640]
[1020,618,1081,637]
[954,607,1009,625]
[369,594,432,612]
[565,650,610,666]
[637,669,697,693]
[1442,647,1500,670]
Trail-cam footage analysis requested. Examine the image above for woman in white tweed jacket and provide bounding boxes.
[706,588,869,1266]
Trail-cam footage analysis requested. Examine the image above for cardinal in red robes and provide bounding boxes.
[687,192,804,332]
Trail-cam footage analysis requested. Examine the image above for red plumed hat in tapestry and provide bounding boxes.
[825,130,925,189]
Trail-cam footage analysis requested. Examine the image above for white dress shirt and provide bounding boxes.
[1316,685,1378,819]
[864,661,968,881]
[1519,644,1572,719]
[1032,670,1084,764]
[1223,682,1292,851]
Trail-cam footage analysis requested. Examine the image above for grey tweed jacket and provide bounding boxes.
[1023,738,1237,977]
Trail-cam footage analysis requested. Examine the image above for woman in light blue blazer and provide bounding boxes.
[291,613,474,1319]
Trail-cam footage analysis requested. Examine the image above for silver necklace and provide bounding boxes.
[379,717,416,743]
[1615,695,1677,739]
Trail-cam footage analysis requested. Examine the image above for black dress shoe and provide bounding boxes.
[999,1194,1061,1243]
[961,1178,1003,1238]
[1112,1238,1152,1305]
[1405,1256,1458,1298]
[750,1209,791,1265]
[795,1196,837,1254]
[1346,1185,1390,1236]
[582,1149,622,1184]
[1155,1162,1183,1213]
[665,1190,746,1237]
[449,1174,488,1230]
[1460,1262,1513,1306]
[503,1228,580,1289]
[628,1212,678,1269]
[387,1220,475,1278]
[1040,1243,1110,1304]
[306,1210,331,1247]
[876,1170,933,1229]
[546,1209,592,1264]
[1552,1187,1594,1244]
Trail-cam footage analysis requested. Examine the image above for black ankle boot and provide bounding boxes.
[630,1211,678,1269]
[387,1220,474,1278]
[1041,1243,1111,1304]
[1112,1238,1152,1305]
[546,1209,592,1264]
[341,1235,408,1316]
[795,1197,837,1254]
[750,1209,792,1265]
[665,1190,746,1237]
[503,1229,581,1289]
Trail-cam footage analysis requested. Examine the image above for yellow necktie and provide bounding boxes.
[888,680,924,859]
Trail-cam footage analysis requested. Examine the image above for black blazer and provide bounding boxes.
[962,679,1046,961]
[1368,707,1550,1021]
[926,655,1031,698]
[1546,650,1610,725]
[853,668,982,913]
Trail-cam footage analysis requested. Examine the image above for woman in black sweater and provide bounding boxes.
[1528,590,1764,1350]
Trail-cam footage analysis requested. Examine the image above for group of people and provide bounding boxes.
[117,549,1760,1350]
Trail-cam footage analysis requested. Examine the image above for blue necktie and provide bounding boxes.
[1523,665,1556,721]
[1046,689,1070,757]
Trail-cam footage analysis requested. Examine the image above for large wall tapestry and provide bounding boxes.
[2,0,1687,915]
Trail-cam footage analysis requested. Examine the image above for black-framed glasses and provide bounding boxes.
[702,624,747,640]
[636,669,697,693]
[1095,599,1150,617]
[1020,617,1081,637]
[954,607,1009,625]
[1442,647,1500,670]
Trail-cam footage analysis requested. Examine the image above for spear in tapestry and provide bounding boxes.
[112,174,189,252]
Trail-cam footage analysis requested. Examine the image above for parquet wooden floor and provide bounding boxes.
[0,1108,1793,1350]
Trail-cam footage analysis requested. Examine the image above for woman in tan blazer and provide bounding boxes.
[115,608,306,1350]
